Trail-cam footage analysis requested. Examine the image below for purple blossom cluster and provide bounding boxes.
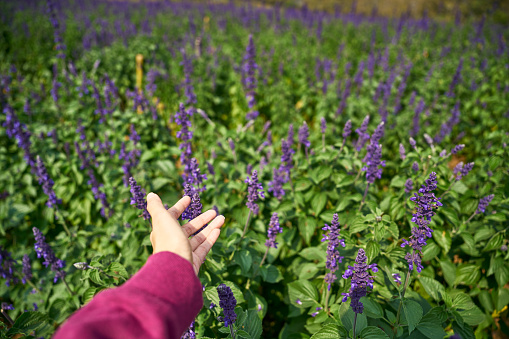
[2,104,35,168]
[217,283,237,327]
[0,246,18,286]
[181,184,203,222]
[453,162,474,180]
[355,116,370,152]
[183,158,207,193]
[476,194,494,214]
[265,213,282,248]
[245,170,264,215]
[22,254,32,284]
[175,103,194,165]
[118,125,142,187]
[321,214,345,290]
[341,249,377,314]
[129,177,150,220]
[181,49,197,106]
[33,227,66,283]
[242,35,259,121]
[401,172,442,272]
[298,121,310,148]
[362,122,386,184]
[35,156,61,208]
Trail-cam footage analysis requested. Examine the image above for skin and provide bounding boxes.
[146,192,225,275]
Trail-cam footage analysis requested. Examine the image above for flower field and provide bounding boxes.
[1,1,508,338]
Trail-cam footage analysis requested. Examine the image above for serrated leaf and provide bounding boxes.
[432,229,451,254]
[288,280,319,308]
[483,232,504,251]
[234,250,253,276]
[311,194,327,216]
[454,265,481,286]
[242,310,262,339]
[6,311,49,336]
[82,287,98,304]
[341,307,367,333]
[260,264,283,283]
[299,217,317,245]
[418,276,445,301]
[359,297,383,319]
[403,299,423,334]
[107,262,129,279]
[366,241,380,262]
[310,324,346,339]
[359,326,390,338]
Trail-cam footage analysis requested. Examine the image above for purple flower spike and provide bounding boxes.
[355,116,370,152]
[320,117,327,134]
[409,137,417,149]
[399,144,406,160]
[245,170,264,215]
[412,162,419,173]
[401,172,442,272]
[476,194,494,214]
[343,120,352,139]
[217,284,237,327]
[129,177,150,220]
[392,273,401,284]
[36,156,61,208]
[265,213,283,248]
[22,255,32,284]
[298,121,310,148]
[404,179,414,194]
[0,246,18,286]
[268,168,286,200]
[181,184,203,222]
[362,143,385,184]
[341,249,377,314]
[279,139,295,180]
[33,227,66,283]
[451,144,465,155]
[321,214,345,290]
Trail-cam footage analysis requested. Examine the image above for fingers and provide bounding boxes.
[146,192,167,220]
[167,195,191,219]
[182,209,218,237]
[194,228,221,270]
[190,215,225,251]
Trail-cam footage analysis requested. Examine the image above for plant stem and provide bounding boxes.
[229,324,236,339]
[0,310,14,326]
[353,167,363,183]
[465,212,476,224]
[353,312,358,339]
[240,209,252,240]
[439,181,455,199]
[324,287,331,315]
[322,134,325,152]
[56,209,72,238]
[259,247,269,267]
[62,277,75,296]
[394,269,412,334]
[358,184,370,212]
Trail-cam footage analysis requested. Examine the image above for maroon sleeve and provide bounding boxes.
[54,252,203,339]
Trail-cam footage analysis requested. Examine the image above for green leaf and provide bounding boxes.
[341,308,367,334]
[152,177,171,191]
[454,265,481,286]
[89,269,106,286]
[310,166,333,184]
[236,330,252,339]
[495,265,509,287]
[299,246,326,261]
[452,319,475,339]
[421,241,440,261]
[416,307,448,339]
[452,293,476,310]
[474,227,494,243]
[458,306,485,326]
[310,324,347,339]
[403,299,423,334]
[439,260,456,287]
[6,311,49,336]
[418,276,445,301]
[204,282,245,307]
[432,229,451,254]
[288,280,319,308]
[299,217,317,245]
[366,241,380,262]
[486,213,506,222]
[82,287,98,304]
[295,178,313,192]
[107,262,129,279]
[242,310,262,339]
[390,175,406,188]
[234,250,253,276]
[260,264,283,283]
[358,326,390,338]
[311,194,327,216]
[483,232,504,251]
[359,297,383,319]
[156,159,175,174]
[440,207,460,226]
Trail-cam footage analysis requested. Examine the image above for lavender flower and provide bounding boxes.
[175,103,193,164]
[295,299,302,305]
[0,247,18,286]
[451,144,465,155]
[404,179,414,194]
[355,116,370,152]
[320,117,327,134]
[181,50,197,105]
[183,158,207,192]
[73,262,90,270]
[298,121,310,148]
[362,142,385,184]
[245,170,264,215]
[129,177,150,220]
[409,162,419,174]
[457,162,474,180]
[242,35,259,120]
[401,172,442,272]
[279,139,295,180]
[287,124,295,145]
[265,213,282,248]
[181,321,196,339]
[476,194,494,214]
[217,284,237,327]
[341,249,377,314]
[21,255,32,284]
[392,273,402,284]
[1,303,14,311]
[33,227,66,283]
[399,144,406,160]
[181,185,203,222]
[268,168,286,200]
[2,105,35,168]
[447,58,463,97]
[343,120,352,139]
[321,214,345,290]
[36,156,61,208]
[409,137,416,149]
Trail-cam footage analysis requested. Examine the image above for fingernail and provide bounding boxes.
[147,192,156,201]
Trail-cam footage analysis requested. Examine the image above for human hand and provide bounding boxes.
[146,192,224,275]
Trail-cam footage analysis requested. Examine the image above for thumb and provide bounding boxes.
[146,192,167,220]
